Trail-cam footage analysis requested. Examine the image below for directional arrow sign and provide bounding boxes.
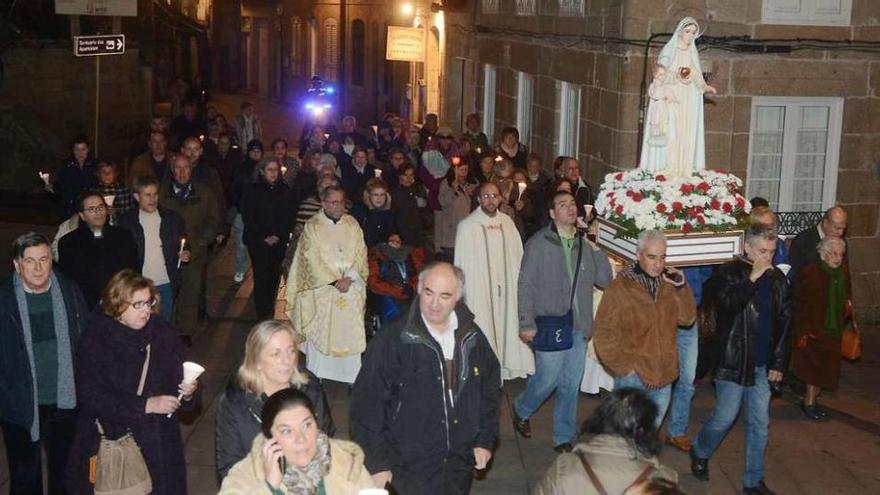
[74,35,125,57]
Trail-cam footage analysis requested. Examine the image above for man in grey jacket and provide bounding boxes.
[512,190,613,452]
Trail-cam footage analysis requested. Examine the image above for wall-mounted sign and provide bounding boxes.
[54,0,137,17]
[386,26,424,62]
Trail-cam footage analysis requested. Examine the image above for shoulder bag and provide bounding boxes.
[92,344,153,495]
[577,452,655,495]
[532,235,583,352]
[841,299,861,361]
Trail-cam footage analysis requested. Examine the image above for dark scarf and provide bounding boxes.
[619,262,660,301]
[819,261,846,338]
[172,180,193,201]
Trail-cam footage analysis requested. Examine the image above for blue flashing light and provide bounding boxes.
[305,102,314,110]
[325,86,335,94]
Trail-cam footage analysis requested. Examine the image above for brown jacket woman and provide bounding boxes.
[791,261,850,390]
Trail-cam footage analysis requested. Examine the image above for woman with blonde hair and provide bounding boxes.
[65,269,199,494]
[215,320,334,479]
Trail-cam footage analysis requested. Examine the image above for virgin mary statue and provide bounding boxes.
[639,17,716,176]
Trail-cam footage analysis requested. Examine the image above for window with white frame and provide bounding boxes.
[556,81,581,157]
[482,64,497,145]
[516,72,533,148]
[762,0,851,26]
[559,0,585,17]
[516,0,536,16]
[746,97,843,212]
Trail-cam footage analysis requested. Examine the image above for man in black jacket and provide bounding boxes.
[57,191,139,309]
[690,224,792,495]
[117,175,189,322]
[351,262,501,494]
[556,156,595,220]
[0,232,89,494]
[788,206,847,282]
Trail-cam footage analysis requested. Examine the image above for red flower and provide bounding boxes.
[606,191,615,198]
[672,201,683,212]
[656,174,667,182]
[688,208,699,218]
[632,192,643,202]
[735,196,746,208]
[682,223,693,233]
[667,214,676,222]
[614,205,624,216]
[710,199,721,210]
[680,184,695,194]
[695,206,704,214]
[625,190,633,197]
[656,203,668,213]
[609,198,617,207]
[697,182,711,193]
[615,173,624,181]
[722,202,733,214]
[697,215,706,225]
[716,168,728,174]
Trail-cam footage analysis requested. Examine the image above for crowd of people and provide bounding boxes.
[0,95,855,495]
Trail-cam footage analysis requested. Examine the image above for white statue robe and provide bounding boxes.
[285,211,368,383]
[454,208,534,380]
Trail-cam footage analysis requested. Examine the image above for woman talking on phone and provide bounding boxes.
[216,320,335,479]
[218,388,374,494]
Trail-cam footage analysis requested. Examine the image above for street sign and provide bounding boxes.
[55,0,137,17]
[74,35,125,57]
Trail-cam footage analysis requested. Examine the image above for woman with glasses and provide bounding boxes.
[65,270,199,494]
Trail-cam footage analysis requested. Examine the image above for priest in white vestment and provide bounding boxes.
[455,182,534,380]
[285,185,368,383]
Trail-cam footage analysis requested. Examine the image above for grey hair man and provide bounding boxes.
[0,232,89,494]
[593,229,696,427]
[351,261,501,494]
[789,205,847,281]
[690,224,792,494]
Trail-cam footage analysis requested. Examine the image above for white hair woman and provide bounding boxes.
[790,236,849,420]
[215,320,335,479]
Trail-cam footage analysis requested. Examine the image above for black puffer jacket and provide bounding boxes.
[703,258,792,386]
[350,301,501,478]
[214,365,335,479]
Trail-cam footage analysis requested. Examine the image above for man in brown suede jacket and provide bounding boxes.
[593,229,696,427]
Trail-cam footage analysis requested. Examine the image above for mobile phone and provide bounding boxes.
[278,455,287,473]
[663,269,683,284]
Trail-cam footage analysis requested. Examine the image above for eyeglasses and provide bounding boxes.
[128,298,158,311]
[83,205,107,214]
[481,193,499,199]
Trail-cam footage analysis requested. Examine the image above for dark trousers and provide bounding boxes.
[248,242,286,320]
[0,405,76,495]
[390,451,474,495]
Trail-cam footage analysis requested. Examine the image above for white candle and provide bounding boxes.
[177,238,186,269]
[584,204,593,217]
[374,169,382,178]
[38,171,50,185]
[517,182,527,196]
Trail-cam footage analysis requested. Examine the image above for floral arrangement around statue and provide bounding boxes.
[595,169,751,239]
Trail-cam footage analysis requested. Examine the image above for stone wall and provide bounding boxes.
[445,0,880,321]
[0,42,152,194]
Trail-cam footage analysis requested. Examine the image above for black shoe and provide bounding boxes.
[814,403,829,418]
[689,448,709,481]
[553,443,573,453]
[743,480,775,495]
[801,402,824,421]
[512,409,531,438]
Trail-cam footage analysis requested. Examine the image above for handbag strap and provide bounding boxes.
[577,452,655,495]
[577,453,608,495]
[567,235,584,311]
[137,344,151,397]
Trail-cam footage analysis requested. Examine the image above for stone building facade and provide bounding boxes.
[443,0,879,320]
